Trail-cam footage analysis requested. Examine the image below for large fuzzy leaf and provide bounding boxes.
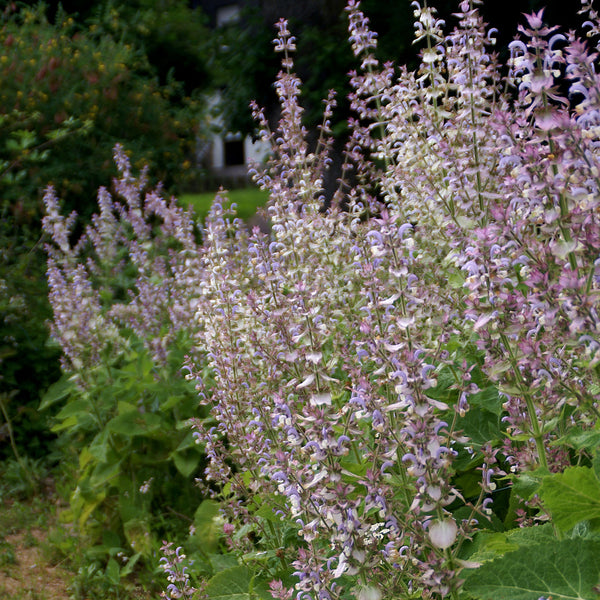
[204,566,251,600]
[539,467,600,533]
[463,539,600,600]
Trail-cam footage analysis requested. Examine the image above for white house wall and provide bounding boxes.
[244,136,270,166]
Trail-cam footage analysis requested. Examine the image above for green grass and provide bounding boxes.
[180,186,269,221]
[0,495,50,537]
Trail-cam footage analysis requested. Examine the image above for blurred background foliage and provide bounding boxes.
[0,2,207,218]
[210,0,584,137]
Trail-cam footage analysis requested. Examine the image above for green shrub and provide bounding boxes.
[0,109,76,460]
[42,334,205,582]
[0,4,200,219]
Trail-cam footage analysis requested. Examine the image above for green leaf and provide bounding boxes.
[425,368,456,402]
[76,491,106,530]
[39,375,77,410]
[175,431,199,452]
[50,414,78,432]
[469,386,503,416]
[255,500,284,523]
[551,428,600,452]
[454,470,483,499]
[209,554,240,574]
[79,447,95,469]
[463,539,600,600]
[594,454,600,481]
[504,522,556,546]
[461,524,558,565]
[241,549,277,564]
[204,565,251,600]
[192,500,221,553]
[107,411,162,436]
[105,558,120,586]
[487,360,512,380]
[339,459,369,479]
[505,468,551,527]
[457,406,503,445]
[123,518,153,557]
[88,429,112,463]
[102,530,121,549]
[173,450,201,477]
[160,393,186,411]
[512,467,550,501]
[539,467,600,533]
[55,398,93,420]
[117,401,138,415]
[448,271,465,289]
[120,551,142,578]
[90,459,122,488]
[460,531,519,564]
[249,575,275,600]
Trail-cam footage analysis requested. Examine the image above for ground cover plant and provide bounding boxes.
[43,1,600,599]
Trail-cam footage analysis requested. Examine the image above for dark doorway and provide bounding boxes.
[224,138,245,166]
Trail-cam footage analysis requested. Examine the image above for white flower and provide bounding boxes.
[428,518,458,549]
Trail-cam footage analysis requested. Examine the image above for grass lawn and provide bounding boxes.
[180,186,269,221]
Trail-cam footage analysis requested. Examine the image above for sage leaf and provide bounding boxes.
[463,539,600,600]
[205,565,251,600]
[539,466,600,533]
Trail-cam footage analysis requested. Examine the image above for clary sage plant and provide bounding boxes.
[44,1,600,599]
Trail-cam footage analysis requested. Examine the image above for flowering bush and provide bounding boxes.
[1,1,202,472]
[41,146,208,589]
[45,1,600,599]
[181,2,600,599]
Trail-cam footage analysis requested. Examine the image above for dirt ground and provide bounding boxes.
[0,486,156,600]
[0,527,71,600]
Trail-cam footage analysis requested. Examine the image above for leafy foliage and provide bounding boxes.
[0,3,199,217]
[538,467,600,533]
[20,0,212,98]
[463,539,600,600]
[0,108,79,460]
[0,0,207,466]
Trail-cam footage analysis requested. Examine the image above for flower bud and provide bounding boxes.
[428,519,458,549]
